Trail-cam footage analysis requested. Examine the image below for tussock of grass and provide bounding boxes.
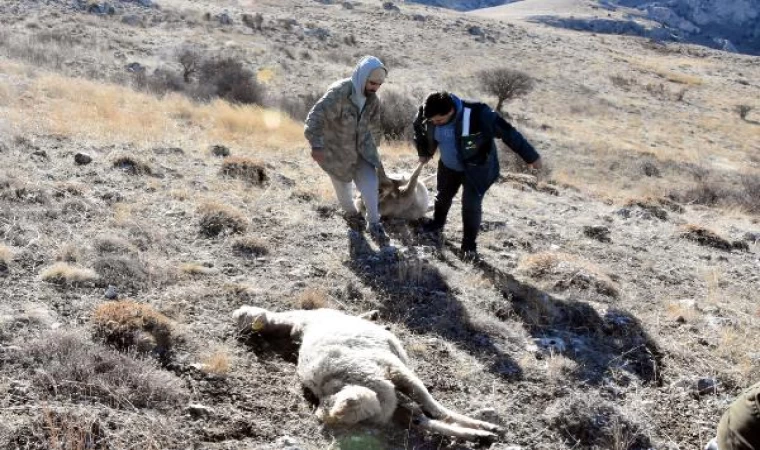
[94,235,138,256]
[112,154,153,176]
[197,201,249,237]
[679,224,747,252]
[519,252,619,298]
[201,350,231,375]
[0,244,12,272]
[14,330,186,408]
[233,236,270,258]
[93,300,173,355]
[180,263,218,276]
[40,262,99,285]
[93,255,150,290]
[296,287,329,310]
[220,156,268,185]
[623,195,683,220]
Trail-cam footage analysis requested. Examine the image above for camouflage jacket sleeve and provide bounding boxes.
[367,99,384,149]
[304,83,343,149]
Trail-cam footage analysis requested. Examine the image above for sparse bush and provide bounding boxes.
[14,330,186,408]
[476,67,534,114]
[233,236,270,257]
[242,12,264,31]
[112,155,153,176]
[296,287,329,310]
[378,89,418,141]
[279,91,322,121]
[196,57,265,105]
[40,263,99,286]
[220,156,268,185]
[94,235,138,256]
[519,252,619,297]
[93,255,150,290]
[93,300,174,355]
[736,104,753,121]
[197,202,249,237]
[177,46,201,83]
[679,224,746,252]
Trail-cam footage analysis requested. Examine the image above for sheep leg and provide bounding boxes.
[394,404,498,444]
[390,365,504,435]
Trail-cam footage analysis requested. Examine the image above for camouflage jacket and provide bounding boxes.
[304,79,384,182]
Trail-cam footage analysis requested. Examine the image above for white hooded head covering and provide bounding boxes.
[350,56,387,112]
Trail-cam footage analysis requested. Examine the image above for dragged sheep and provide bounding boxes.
[357,162,432,220]
[233,306,503,443]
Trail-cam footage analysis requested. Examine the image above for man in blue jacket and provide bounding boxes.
[413,91,542,260]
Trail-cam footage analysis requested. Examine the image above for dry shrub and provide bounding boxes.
[476,67,534,113]
[233,236,270,258]
[623,195,683,220]
[196,57,265,105]
[545,394,651,449]
[179,263,217,276]
[296,287,329,310]
[93,235,138,256]
[197,202,249,237]
[220,156,268,185]
[202,350,231,375]
[679,224,746,252]
[13,330,186,408]
[92,300,173,355]
[378,88,418,141]
[93,256,150,290]
[519,252,619,298]
[40,262,99,286]
[112,155,153,176]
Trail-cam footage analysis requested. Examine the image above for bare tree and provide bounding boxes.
[477,68,534,114]
[177,47,201,83]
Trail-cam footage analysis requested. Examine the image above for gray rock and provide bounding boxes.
[583,225,611,242]
[210,144,230,157]
[185,403,213,418]
[744,232,760,242]
[697,377,719,395]
[468,25,485,36]
[74,153,92,165]
[342,2,354,9]
[383,2,400,12]
[217,12,233,25]
[125,62,145,73]
[105,285,119,299]
[412,14,427,21]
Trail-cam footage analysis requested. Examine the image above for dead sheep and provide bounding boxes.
[233,306,503,443]
[356,162,432,220]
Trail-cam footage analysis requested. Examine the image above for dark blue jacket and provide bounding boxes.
[413,99,540,196]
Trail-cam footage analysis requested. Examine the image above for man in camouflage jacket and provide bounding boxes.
[305,56,390,246]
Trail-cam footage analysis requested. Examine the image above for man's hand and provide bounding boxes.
[527,157,542,170]
[419,156,431,165]
[311,148,325,163]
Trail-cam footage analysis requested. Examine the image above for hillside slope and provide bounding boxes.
[0,1,759,449]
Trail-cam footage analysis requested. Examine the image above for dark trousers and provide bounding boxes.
[718,382,760,450]
[432,161,484,252]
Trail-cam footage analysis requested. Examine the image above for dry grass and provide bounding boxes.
[112,154,154,176]
[92,300,173,354]
[197,201,249,237]
[201,350,231,375]
[679,224,742,252]
[296,287,329,310]
[519,251,619,298]
[0,244,12,271]
[93,235,138,256]
[40,262,99,285]
[5,72,304,153]
[220,156,268,185]
[180,263,218,276]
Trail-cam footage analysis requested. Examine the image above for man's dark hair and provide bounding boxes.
[423,91,455,119]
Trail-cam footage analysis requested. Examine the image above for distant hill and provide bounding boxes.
[467,0,760,55]
[405,0,514,11]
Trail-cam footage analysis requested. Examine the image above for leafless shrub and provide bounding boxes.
[93,300,174,355]
[14,330,187,408]
[40,263,99,286]
[519,252,619,298]
[197,202,249,237]
[278,91,322,121]
[112,155,153,176]
[296,287,329,310]
[196,57,265,105]
[177,47,200,83]
[233,236,270,258]
[93,256,150,290]
[378,88,418,141]
[610,74,635,90]
[220,156,268,185]
[242,13,264,31]
[476,67,534,113]
[736,104,753,120]
[679,224,746,252]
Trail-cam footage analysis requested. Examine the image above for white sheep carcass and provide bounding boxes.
[357,162,432,220]
[233,306,503,443]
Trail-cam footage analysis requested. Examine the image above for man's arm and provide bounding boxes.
[304,83,342,160]
[413,106,437,164]
[489,108,541,166]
